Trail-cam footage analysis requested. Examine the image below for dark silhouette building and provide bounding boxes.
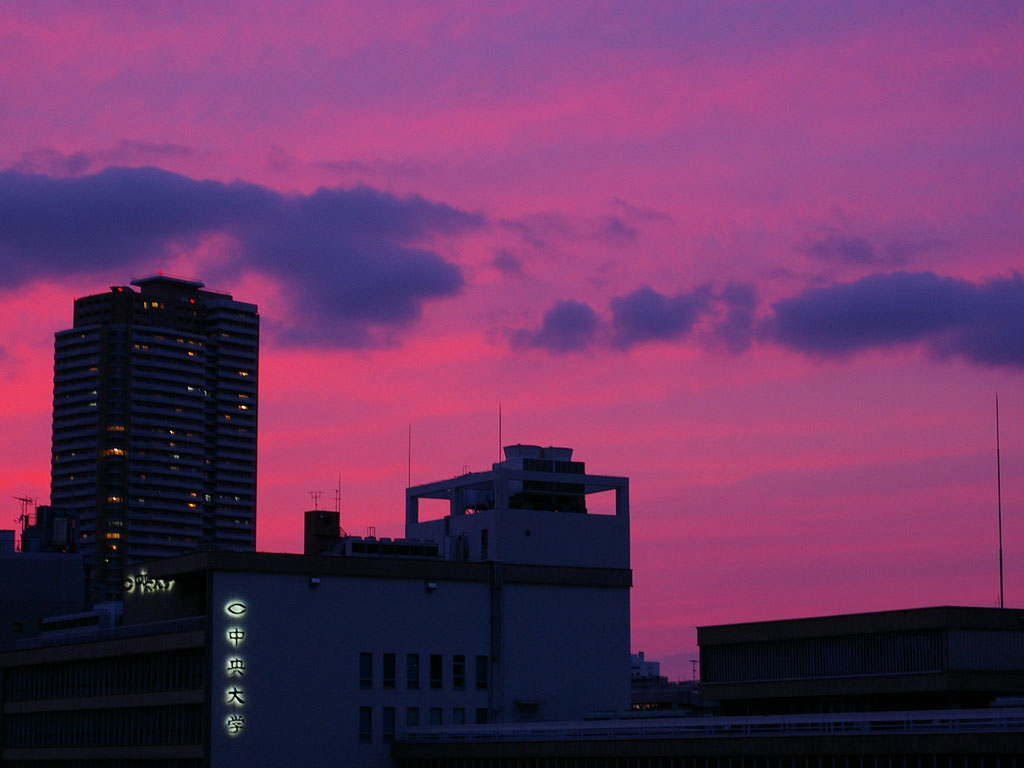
[50,274,258,602]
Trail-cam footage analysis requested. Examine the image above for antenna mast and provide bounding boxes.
[498,402,502,463]
[997,393,1004,609]
[407,424,412,488]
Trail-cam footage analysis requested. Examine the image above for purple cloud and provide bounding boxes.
[798,233,877,264]
[764,271,1024,368]
[609,285,711,348]
[510,300,599,353]
[0,166,482,347]
[715,282,757,354]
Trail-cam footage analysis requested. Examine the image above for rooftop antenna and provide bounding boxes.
[309,490,323,511]
[498,402,502,463]
[408,424,412,488]
[14,496,36,528]
[334,474,342,515]
[996,393,1004,609]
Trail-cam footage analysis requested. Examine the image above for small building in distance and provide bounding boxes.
[0,549,85,649]
[698,605,1024,715]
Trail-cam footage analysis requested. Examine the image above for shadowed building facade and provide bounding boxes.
[50,275,258,602]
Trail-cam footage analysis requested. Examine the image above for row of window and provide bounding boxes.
[359,705,489,744]
[5,650,206,701]
[3,704,204,748]
[360,653,488,691]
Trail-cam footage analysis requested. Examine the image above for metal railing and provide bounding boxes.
[402,708,1024,743]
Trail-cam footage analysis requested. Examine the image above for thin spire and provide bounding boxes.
[997,393,1004,609]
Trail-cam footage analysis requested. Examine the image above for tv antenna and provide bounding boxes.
[309,490,323,510]
[14,496,36,528]
[996,393,1004,609]
[333,474,342,514]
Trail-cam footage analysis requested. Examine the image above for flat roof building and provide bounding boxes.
[1,447,632,767]
[697,606,1024,715]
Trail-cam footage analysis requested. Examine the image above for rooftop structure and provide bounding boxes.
[406,444,629,568]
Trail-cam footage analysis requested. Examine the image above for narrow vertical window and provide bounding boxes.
[406,707,420,727]
[429,707,442,726]
[453,654,465,690]
[359,652,372,689]
[475,655,489,690]
[430,654,442,689]
[452,707,466,725]
[481,528,489,560]
[406,653,420,689]
[383,653,396,688]
[358,706,372,744]
[475,708,488,725]
[383,706,396,743]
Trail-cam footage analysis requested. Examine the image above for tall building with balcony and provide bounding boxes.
[50,274,258,602]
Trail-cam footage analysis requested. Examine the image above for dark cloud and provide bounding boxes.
[600,216,637,243]
[316,157,426,179]
[609,285,710,348]
[798,233,877,264]
[515,283,756,355]
[798,230,947,268]
[510,300,599,353]
[13,141,195,177]
[764,271,1024,367]
[883,238,948,264]
[499,211,638,249]
[715,282,757,354]
[0,166,483,347]
[492,249,524,276]
[610,197,672,222]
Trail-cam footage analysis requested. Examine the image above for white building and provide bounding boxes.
[1,446,631,768]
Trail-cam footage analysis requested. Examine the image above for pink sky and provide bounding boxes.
[2,2,1023,679]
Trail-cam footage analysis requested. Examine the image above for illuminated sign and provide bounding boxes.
[123,573,175,593]
[223,598,249,737]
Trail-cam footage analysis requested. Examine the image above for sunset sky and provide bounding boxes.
[2,1,1023,679]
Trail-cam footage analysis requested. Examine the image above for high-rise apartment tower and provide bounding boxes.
[50,275,258,601]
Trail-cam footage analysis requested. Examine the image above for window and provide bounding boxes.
[406,707,420,728]
[481,528,489,559]
[359,707,372,744]
[476,708,488,725]
[452,707,466,725]
[359,652,372,689]
[429,707,442,726]
[406,653,420,689]
[429,654,442,689]
[383,707,396,743]
[453,655,465,689]
[383,653,396,688]
[476,655,489,690]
